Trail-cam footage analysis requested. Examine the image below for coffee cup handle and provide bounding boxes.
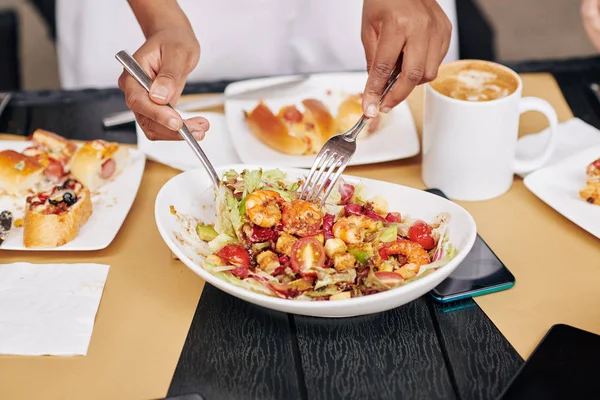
[513,97,559,175]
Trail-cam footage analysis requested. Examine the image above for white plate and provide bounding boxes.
[0,141,146,250]
[135,112,240,171]
[155,165,477,317]
[523,145,600,239]
[224,72,420,168]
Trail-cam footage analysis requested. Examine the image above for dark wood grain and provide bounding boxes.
[429,298,523,400]
[293,297,456,400]
[167,284,303,400]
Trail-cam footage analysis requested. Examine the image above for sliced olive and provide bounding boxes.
[48,198,59,206]
[63,190,77,206]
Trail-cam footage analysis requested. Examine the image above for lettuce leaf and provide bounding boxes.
[262,168,286,183]
[208,233,238,253]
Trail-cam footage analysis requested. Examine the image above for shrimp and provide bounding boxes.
[332,215,380,244]
[378,240,430,269]
[281,199,322,237]
[245,190,284,228]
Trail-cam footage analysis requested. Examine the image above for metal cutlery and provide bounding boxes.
[0,92,12,120]
[0,210,13,247]
[299,55,404,205]
[589,83,600,106]
[102,74,309,128]
[115,50,220,187]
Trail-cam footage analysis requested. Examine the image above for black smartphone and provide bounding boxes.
[498,324,600,399]
[425,188,515,303]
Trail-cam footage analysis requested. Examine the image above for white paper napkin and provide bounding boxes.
[136,111,241,171]
[516,118,600,178]
[0,263,109,356]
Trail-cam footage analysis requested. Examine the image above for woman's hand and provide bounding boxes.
[118,13,208,141]
[361,0,452,117]
[582,0,600,51]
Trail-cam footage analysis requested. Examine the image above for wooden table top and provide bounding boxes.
[0,72,599,400]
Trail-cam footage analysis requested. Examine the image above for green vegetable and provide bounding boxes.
[377,224,398,243]
[242,169,262,195]
[196,224,218,241]
[287,181,301,192]
[222,169,239,182]
[261,169,286,183]
[208,234,238,253]
[252,241,270,253]
[239,194,249,216]
[349,249,370,264]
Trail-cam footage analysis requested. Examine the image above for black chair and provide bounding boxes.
[0,9,21,91]
[456,0,497,61]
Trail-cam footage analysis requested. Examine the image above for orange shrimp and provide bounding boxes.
[281,199,322,237]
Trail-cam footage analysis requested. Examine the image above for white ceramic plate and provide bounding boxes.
[136,112,241,171]
[523,145,600,239]
[0,140,146,250]
[155,165,477,317]
[224,72,420,168]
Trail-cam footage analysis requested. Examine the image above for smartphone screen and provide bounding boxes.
[425,188,515,302]
[498,324,600,399]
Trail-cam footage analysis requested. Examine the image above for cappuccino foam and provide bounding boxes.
[430,61,519,102]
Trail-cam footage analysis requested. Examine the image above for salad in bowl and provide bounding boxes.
[165,167,462,304]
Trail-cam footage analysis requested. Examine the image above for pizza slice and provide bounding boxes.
[23,178,93,248]
[22,129,77,182]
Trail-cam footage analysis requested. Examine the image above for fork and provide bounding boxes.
[0,92,12,120]
[299,55,404,206]
[115,50,221,187]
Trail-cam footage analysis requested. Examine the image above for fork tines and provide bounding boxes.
[300,148,348,205]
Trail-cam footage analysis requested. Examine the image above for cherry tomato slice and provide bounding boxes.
[375,271,405,286]
[216,244,251,267]
[408,220,435,250]
[290,237,326,274]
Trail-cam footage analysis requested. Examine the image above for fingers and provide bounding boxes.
[119,70,185,132]
[379,34,428,112]
[420,9,452,85]
[582,0,600,51]
[361,17,378,74]
[361,24,405,117]
[136,115,210,141]
[149,45,199,105]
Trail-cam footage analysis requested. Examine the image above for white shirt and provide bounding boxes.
[56,0,459,90]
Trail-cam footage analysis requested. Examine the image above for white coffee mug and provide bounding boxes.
[422,60,558,201]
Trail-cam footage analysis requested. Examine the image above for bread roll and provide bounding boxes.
[0,150,44,195]
[301,99,337,149]
[245,99,336,155]
[69,140,129,191]
[245,102,310,155]
[23,179,92,248]
[336,94,389,139]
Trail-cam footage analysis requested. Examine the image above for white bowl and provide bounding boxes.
[155,165,477,318]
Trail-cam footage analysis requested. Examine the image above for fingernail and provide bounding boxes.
[366,104,378,117]
[191,131,205,141]
[167,118,180,130]
[381,107,391,114]
[151,86,169,100]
